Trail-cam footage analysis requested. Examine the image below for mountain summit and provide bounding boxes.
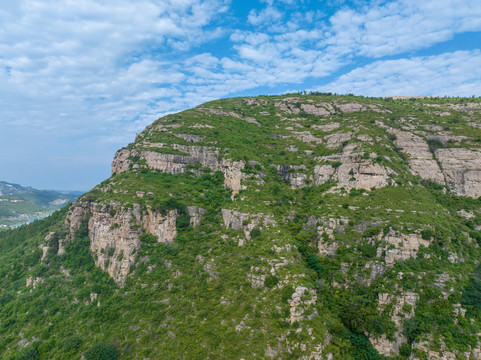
[1,94,481,359]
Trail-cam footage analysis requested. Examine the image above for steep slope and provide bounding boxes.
[1,94,481,359]
[0,181,80,228]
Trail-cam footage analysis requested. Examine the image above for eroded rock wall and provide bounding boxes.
[65,201,178,285]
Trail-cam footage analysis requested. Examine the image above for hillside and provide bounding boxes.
[1,94,481,359]
[0,181,80,229]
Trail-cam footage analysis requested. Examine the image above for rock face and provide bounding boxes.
[66,201,177,285]
[320,146,393,190]
[382,232,430,267]
[276,165,309,188]
[391,129,445,184]
[187,206,206,227]
[26,276,43,289]
[390,128,481,197]
[112,145,245,195]
[221,209,275,237]
[326,132,353,149]
[436,148,481,197]
[142,207,177,244]
[65,201,90,235]
[111,148,133,174]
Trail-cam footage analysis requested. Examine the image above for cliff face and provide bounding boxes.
[2,95,481,360]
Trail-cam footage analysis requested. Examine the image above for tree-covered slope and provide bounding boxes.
[1,94,481,359]
[0,181,80,228]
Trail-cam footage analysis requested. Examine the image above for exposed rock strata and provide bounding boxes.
[221,209,277,241]
[326,132,353,148]
[382,233,430,267]
[65,201,178,285]
[276,165,309,188]
[112,145,245,195]
[391,129,445,184]
[187,206,206,227]
[436,148,481,198]
[87,202,177,285]
[288,286,317,324]
[320,148,393,190]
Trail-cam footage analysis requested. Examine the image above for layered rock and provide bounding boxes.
[187,206,206,227]
[300,103,333,116]
[320,147,393,190]
[111,148,134,174]
[65,201,90,235]
[326,132,353,149]
[64,201,178,285]
[87,202,177,285]
[221,209,277,243]
[112,145,245,195]
[436,148,481,198]
[276,165,309,188]
[391,129,445,184]
[382,233,430,267]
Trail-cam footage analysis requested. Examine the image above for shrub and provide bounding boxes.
[281,285,295,302]
[264,275,280,288]
[363,227,381,238]
[16,343,40,360]
[139,233,158,244]
[403,317,420,343]
[427,138,444,153]
[84,343,119,360]
[176,214,191,230]
[61,336,83,352]
[250,228,261,238]
[399,343,412,357]
[462,264,481,309]
[421,228,434,240]
[359,244,377,258]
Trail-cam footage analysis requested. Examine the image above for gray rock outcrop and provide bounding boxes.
[436,148,481,198]
[391,129,445,184]
[111,145,245,195]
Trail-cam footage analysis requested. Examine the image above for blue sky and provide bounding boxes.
[1,0,481,191]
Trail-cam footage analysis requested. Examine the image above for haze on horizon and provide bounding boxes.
[1,0,481,191]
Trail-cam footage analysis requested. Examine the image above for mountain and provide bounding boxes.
[0,181,81,229]
[1,94,481,359]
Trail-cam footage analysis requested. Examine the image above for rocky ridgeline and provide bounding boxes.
[111,97,481,198]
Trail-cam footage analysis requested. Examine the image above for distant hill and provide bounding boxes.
[0,181,81,228]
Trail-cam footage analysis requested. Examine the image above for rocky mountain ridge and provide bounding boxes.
[1,94,481,359]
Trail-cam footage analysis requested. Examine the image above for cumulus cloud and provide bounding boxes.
[328,0,481,57]
[248,6,283,27]
[320,50,481,96]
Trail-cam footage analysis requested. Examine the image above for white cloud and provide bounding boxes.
[321,50,481,96]
[248,6,283,27]
[328,0,481,57]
